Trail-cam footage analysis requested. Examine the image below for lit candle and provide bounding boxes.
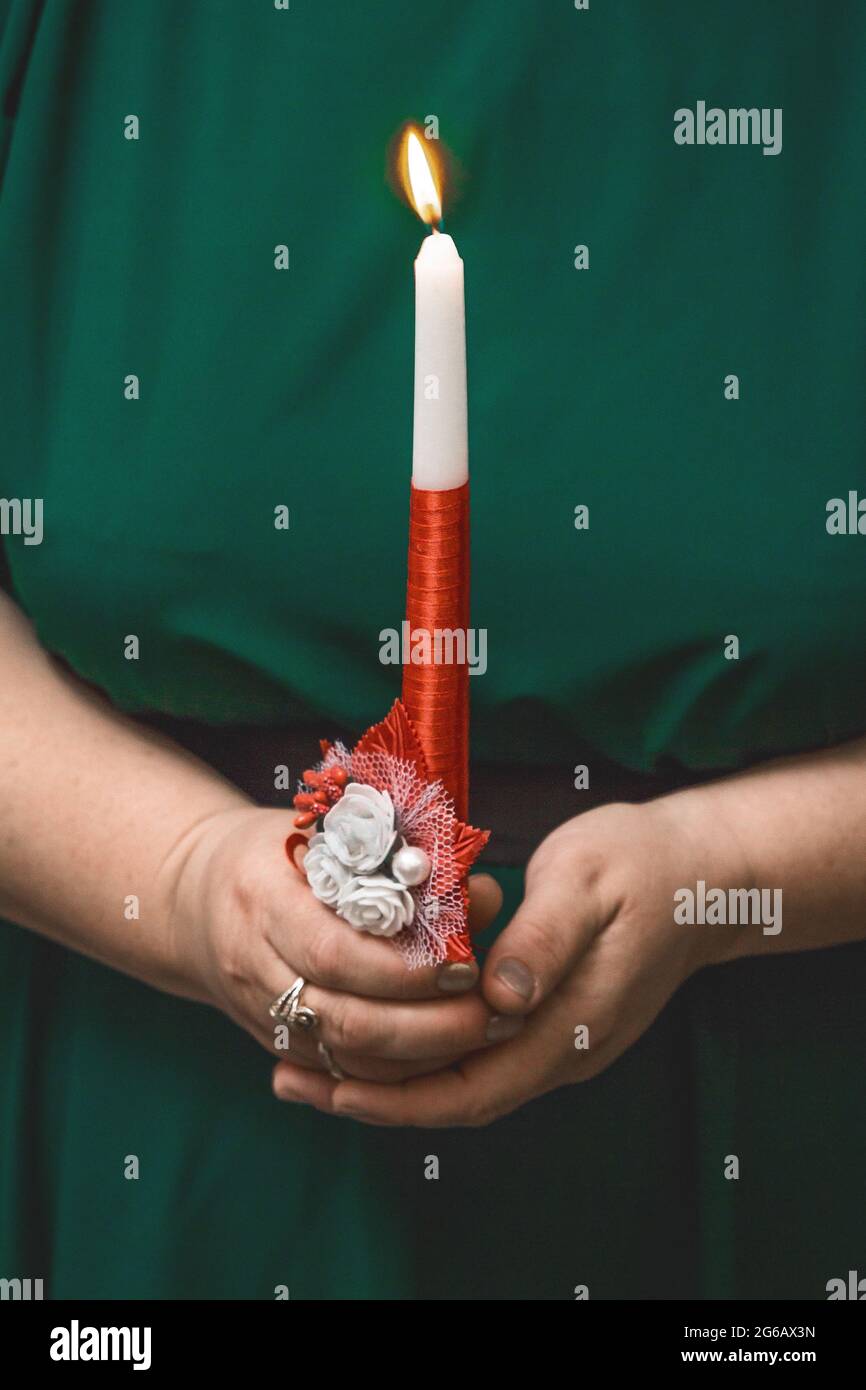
[290,128,486,970]
[398,127,472,958]
[408,129,468,489]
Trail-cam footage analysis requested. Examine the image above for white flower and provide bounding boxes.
[323,783,396,873]
[336,874,415,937]
[303,833,352,907]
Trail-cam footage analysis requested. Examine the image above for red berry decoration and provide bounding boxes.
[292,761,350,827]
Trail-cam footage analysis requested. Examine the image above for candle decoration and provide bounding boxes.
[286,124,489,967]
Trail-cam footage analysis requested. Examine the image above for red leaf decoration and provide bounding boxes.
[354,699,430,777]
[453,821,491,877]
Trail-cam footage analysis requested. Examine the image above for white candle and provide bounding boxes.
[412,230,468,491]
[402,123,469,493]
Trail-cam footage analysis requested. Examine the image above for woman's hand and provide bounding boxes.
[271,792,749,1121]
[169,804,512,1083]
[0,589,515,1086]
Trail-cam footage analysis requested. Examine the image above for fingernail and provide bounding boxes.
[437,961,479,994]
[493,957,535,1001]
[485,1014,524,1043]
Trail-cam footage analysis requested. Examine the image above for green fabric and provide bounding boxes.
[1,0,865,1298]
[4,0,866,769]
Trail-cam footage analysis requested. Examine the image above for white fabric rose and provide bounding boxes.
[336,874,415,937]
[323,784,396,873]
[303,833,352,907]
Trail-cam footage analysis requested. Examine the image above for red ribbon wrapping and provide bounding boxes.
[402,481,473,961]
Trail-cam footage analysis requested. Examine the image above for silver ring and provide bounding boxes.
[269,976,318,1033]
[317,1041,346,1081]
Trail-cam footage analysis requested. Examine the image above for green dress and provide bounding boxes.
[2,0,865,1299]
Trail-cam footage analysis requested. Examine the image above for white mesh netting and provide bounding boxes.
[315,741,466,968]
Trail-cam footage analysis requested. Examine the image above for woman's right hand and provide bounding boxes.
[166,805,514,1083]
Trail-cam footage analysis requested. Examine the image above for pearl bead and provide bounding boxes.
[391,845,432,887]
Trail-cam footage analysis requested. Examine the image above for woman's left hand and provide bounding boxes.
[272,792,750,1125]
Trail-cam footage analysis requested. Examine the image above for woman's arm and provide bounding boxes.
[0,588,247,996]
[0,590,505,1076]
[272,735,866,1122]
[680,736,866,959]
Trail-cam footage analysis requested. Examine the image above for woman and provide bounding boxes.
[2,0,865,1300]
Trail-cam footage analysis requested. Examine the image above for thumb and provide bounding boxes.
[467,872,504,936]
[481,876,598,1015]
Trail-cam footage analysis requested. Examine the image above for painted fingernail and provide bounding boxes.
[493,957,535,1001]
[485,1014,524,1043]
[437,961,479,994]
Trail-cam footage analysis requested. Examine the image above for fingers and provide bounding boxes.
[467,872,503,935]
[273,1050,466,1089]
[480,876,603,1016]
[252,938,519,1076]
[271,872,500,1001]
[273,1035,537,1128]
[233,942,335,1067]
[430,873,501,995]
[244,1009,325,1069]
[253,994,326,1069]
[269,880,456,1000]
[272,1063,339,1113]
[297,980,523,1061]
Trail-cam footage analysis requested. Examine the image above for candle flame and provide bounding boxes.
[400,126,443,226]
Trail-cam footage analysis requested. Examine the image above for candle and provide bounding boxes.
[398,128,473,959]
[288,126,487,971]
[412,229,468,488]
[404,129,468,489]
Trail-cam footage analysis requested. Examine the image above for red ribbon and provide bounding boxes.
[402,481,472,961]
